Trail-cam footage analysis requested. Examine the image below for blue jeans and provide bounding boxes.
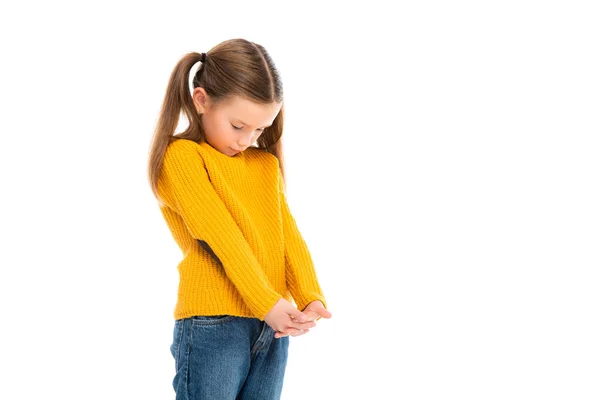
[170,315,290,399]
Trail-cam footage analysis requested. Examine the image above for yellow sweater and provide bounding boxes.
[157,138,328,321]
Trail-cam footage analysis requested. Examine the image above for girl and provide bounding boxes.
[147,38,332,399]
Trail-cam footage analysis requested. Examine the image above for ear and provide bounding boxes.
[192,87,210,114]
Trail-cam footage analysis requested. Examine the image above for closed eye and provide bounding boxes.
[232,124,266,132]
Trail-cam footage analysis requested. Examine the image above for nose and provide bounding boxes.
[237,136,253,149]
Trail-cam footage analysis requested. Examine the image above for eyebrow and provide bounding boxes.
[234,119,272,129]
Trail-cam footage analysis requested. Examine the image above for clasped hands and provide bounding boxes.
[263,298,332,339]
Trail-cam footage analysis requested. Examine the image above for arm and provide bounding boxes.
[278,168,328,313]
[157,141,282,320]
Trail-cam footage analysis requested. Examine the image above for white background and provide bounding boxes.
[1,1,599,399]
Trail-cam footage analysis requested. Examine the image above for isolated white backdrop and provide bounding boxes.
[0,1,599,399]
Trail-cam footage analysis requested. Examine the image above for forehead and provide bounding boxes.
[219,96,281,125]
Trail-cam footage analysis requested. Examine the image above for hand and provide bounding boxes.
[274,300,332,339]
[301,300,332,322]
[264,298,316,339]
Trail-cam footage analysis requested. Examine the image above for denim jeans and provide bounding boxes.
[170,315,290,400]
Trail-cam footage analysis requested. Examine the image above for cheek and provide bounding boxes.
[213,120,233,138]
[202,115,218,133]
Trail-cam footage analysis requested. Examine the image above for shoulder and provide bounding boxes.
[247,146,279,168]
[166,138,200,153]
[165,138,203,157]
[249,148,281,179]
[163,139,206,168]
[246,147,282,188]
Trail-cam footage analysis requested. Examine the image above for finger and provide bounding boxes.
[275,328,308,338]
[275,329,291,339]
[289,320,317,330]
[286,329,307,337]
[311,308,332,321]
[290,312,317,326]
[301,311,320,322]
[289,310,308,322]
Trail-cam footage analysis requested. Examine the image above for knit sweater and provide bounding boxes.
[157,138,327,321]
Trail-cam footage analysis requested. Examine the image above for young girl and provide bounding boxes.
[147,38,332,399]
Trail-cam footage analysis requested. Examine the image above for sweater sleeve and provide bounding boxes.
[157,140,283,320]
[278,168,328,314]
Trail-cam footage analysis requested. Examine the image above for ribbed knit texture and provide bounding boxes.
[157,138,328,321]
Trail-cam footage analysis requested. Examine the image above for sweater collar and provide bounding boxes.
[200,140,245,159]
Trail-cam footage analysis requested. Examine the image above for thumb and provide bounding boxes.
[317,307,332,319]
[288,308,308,322]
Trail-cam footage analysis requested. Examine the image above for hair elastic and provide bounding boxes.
[200,52,207,63]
